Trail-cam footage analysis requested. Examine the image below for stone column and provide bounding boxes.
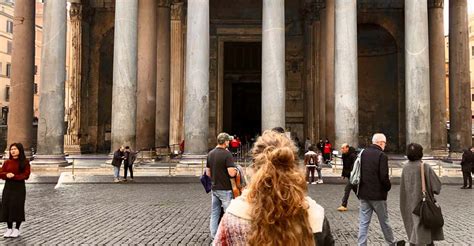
[449,0,472,151]
[64,2,83,155]
[183,0,209,156]
[34,0,67,165]
[405,0,431,150]
[155,0,171,148]
[169,2,185,148]
[261,0,285,131]
[324,0,335,143]
[6,0,35,157]
[428,0,447,151]
[136,0,157,152]
[111,0,138,151]
[334,0,358,148]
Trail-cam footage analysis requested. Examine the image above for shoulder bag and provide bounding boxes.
[412,162,444,229]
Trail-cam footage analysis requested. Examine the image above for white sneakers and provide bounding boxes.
[317,179,324,184]
[3,228,20,238]
[3,229,12,238]
[10,229,20,238]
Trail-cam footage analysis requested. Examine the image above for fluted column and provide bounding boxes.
[169,2,185,147]
[449,0,472,151]
[324,0,335,143]
[334,0,358,148]
[261,0,285,131]
[155,0,171,148]
[64,2,83,155]
[6,0,35,157]
[183,0,209,156]
[111,0,138,151]
[428,0,447,151]
[405,0,431,150]
[136,0,157,151]
[34,0,67,165]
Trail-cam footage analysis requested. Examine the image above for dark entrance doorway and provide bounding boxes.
[223,42,262,140]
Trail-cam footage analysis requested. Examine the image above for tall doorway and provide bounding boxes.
[223,42,262,140]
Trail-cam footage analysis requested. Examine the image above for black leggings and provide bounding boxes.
[7,221,21,229]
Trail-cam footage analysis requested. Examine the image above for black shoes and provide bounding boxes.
[460,186,472,189]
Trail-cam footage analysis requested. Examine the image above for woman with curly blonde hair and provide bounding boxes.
[213,130,334,245]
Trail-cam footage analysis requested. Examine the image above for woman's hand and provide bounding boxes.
[6,173,14,179]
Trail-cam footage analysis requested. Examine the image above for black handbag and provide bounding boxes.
[412,162,444,229]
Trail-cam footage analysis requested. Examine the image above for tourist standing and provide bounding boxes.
[323,139,332,164]
[111,146,124,183]
[317,139,325,153]
[304,146,318,184]
[400,143,444,245]
[460,148,473,189]
[206,132,237,239]
[0,143,31,238]
[123,146,136,182]
[338,143,357,211]
[213,130,334,245]
[357,133,398,246]
[304,137,312,153]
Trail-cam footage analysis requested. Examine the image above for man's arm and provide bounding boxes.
[206,167,211,177]
[227,167,237,177]
[226,153,237,177]
[379,154,391,192]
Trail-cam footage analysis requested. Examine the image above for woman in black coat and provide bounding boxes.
[460,148,473,189]
[0,143,31,238]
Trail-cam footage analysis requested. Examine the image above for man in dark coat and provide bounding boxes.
[357,133,398,246]
[460,148,473,189]
[111,146,124,183]
[337,143,357,211]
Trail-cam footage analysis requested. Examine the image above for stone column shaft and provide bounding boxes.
[405,0,431,149]
[335,0,358,148]
[183,0,209,155]
[324,0,335,143]
[35,0,67,164]
[111,0,138,151]
[136,0,157,151]
[64,2,83,155]
[156,1,171,148]
[6,0,35,156]
[428,0,447,151]
[262,0,286,131]
[169,2,184,147]
[449,0,472,151]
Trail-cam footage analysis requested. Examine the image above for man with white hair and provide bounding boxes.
[357,133,399,246]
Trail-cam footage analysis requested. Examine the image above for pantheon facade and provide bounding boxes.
[5,0,472,163]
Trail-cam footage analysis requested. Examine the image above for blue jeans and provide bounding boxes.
[210,190,233,239]
[113,166,120,178]
[358,200,395,246]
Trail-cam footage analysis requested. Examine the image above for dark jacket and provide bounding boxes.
[341,147,357,178]
[111,150,123,167]
[357,144,391,201]
[460,150,473,173]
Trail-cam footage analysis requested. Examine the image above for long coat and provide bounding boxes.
[400,161,444,244]
[460,150,473,173]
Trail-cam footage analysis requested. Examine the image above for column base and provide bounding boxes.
[31,155,70,167]
[64,144,82,155]
[179,154,207,165]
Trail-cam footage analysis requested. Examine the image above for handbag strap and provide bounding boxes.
[420,162,426,199]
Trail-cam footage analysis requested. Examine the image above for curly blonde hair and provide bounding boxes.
[246,130,315,246]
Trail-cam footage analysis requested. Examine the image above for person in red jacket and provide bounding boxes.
[323,139,333,164]
[0,143,31,238]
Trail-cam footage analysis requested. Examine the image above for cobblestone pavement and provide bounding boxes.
[0,183,472,245]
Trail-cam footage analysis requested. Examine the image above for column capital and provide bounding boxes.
[428,0,444,9]
[158,0,172,8]
[171,2,184,20]
[303,1,324,21]
[69,2,83,21]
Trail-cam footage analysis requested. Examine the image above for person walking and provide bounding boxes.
[304,146,318,184]
[400,143,444,246]
[0,143,31,238]
[213,130,334,245]
[357,133,399,246]
[206,132,237,239]
[123,146,136,182]
[111,146,124,183]
[338,143,357,211]
[460,148,473,189]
